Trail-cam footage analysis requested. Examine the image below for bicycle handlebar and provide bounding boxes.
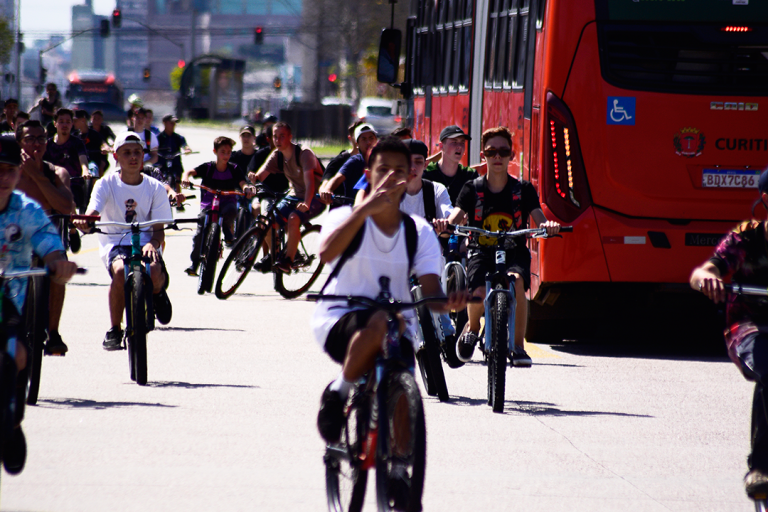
[447,224,573,238]
[95,219,176,229]
[0,267,88,279]
[48,214,101,222]
[306,294,481,310]
[724,283,768,297]
[186,182,248,197]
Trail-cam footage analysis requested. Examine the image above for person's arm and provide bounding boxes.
[181,166,199,187]
[239,180,256,198]
[418,273,468,313]
[426,151,442,164]
[20,154,74,213]
[77,154,90,178]
[529,209,560,236]
[319,170,407,263]
[252,151,277,183]
[319,173,346,203]
[690,262,725,304]
[42,251,77,284]
[297,150,320,211]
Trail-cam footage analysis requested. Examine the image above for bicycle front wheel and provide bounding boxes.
[443,264,467,369]
[376,370,426,512]
[215,225,266,299]
[489,290,508,413]
[25,275,49,405]
[274,224,324,299]
[234,206,253,242]
[325,392,369,512]
[128,271,148,386]
[198,222,221,295]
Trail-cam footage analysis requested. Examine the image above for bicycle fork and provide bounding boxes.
[483,250,517,354]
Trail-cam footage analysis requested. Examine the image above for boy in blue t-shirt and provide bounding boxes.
[181,136,256,276]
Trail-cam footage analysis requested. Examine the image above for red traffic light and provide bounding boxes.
[177,60,186,68]
[112,9,122,28]
[256,26,263,34]
[328,73,337,82]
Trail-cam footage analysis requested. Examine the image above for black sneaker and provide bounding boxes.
[253,255,271,273]
[103,327,124,351]
[153,289,172,325]
[3,427,26,475]
[317,384,345,443]
[510,346,532,368]
[746,469,768,498]
[44,330,68,356]
[184,265,199,277]
[69,230,81,254]
[457,330,478,363]
[275,256,293,273]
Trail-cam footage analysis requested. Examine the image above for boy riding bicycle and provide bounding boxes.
[181,136,256,276]
[74,132,174,350]
[312,136,468,443]
[439,127,560,367]
[0,137,77,474]
[691,170,768,497]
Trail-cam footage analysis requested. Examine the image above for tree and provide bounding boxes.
[0,17,14,66]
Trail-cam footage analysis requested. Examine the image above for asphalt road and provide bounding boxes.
[1,127,756,511]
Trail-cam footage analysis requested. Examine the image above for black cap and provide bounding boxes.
[759,169,768,195]
[4,98,18,106]
[239,125,256,135]
[263,115,278,124]
[162,114,179,123]
[403,139,428,159]
[439,125,471,142]
[0,137,21,166]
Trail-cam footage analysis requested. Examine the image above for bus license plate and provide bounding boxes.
[702,169,759,188]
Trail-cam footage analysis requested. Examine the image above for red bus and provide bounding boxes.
[393,0,768,340]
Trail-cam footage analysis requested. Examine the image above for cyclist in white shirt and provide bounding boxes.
[74,132,172,349]
[126,108,158,165]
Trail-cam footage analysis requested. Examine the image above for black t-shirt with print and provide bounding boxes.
[456,175,541,249]
[44,136,88,178]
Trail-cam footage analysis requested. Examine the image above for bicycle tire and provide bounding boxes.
[128,271,148,386]
[443,264,467,369]
[325,393,368,512]
[376,370,426,512]
[413,290,449,401]
[25,275,49,406]
[197,222,221,295]
[489,290,508,413]
[234,206,252,242]
[273,224,325,299]
[215,225,266,299]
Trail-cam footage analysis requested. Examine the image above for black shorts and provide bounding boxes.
[324,309,377,364]
[466,247,532,292]
[107,246,169,285]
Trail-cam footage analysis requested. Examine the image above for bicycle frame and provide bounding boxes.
[483,254,517,354]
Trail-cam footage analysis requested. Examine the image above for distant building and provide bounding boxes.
[71,3,116,73]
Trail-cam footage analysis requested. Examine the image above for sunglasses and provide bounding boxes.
[22,136,47,145]
[484,148,513,158]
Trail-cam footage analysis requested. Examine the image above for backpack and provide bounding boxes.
[129,127,152,155]
[319,213,419,294]
[421,179,436,223]
[472,175,523,230]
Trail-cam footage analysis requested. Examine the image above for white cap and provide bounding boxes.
[113,131,146,152]
[354,123,376,142]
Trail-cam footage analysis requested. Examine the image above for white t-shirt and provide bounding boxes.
[88,172,173,267]
[311,207,443,350]
[123,128,159,162]
[400,179,452,220]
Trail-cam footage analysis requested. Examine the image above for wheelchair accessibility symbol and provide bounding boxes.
[607,97,636,125]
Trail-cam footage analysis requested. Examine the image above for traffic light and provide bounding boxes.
[273,76,281,89]
[254,26,264,45]
[112,9,122,28]
[100,19,110,38]
[177,60,186,68]
[328,73,337,83]
[143,67,151,82]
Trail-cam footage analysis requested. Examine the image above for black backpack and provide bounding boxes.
[319,213,419,294]
[421,179,436,223]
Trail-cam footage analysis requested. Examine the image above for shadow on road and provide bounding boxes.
[548,337,728,363]
[147,381,259,390]
[442,395,653,418]
[154,326,245,333]
[459,360,585,369]
[37,398,177,410]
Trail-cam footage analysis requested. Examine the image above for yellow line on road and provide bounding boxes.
[525,343,561,359]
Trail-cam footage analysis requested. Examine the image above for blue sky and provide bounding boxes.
[21,0,116,41]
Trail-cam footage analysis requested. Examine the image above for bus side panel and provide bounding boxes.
[543,0,596,98]
[534,204,611,286]
[413,96,427,142]
[593,208,731,284]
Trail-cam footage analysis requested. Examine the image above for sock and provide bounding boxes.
[329,373,353,400]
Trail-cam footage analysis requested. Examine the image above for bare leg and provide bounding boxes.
[341,310,398,382]
[284,213,302,260]
[49,281,65,332]
[148,260,166,295]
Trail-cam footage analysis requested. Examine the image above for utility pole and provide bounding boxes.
[15,0,21,100]
[313,0,324,106]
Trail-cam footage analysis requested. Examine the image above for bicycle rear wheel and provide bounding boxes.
[198,222,221,295]
[325,392,369,512]
[376,371,426,512]
[443,264,467,369]
[215,225,266,299]
[274,224,325,299]
[25,275,49,405]
[234,206,253,242]
[128,271,148,386]
[489,290,508,413]
[413,286,449,402]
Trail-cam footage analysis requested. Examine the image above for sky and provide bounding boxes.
[21,0,116,41]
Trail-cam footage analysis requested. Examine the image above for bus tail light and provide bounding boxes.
[542,92,592,223]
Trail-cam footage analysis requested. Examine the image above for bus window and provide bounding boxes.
[485,0,499,87]
[460,23,472,90]
[494,0,509,87]
[515,0,530,89]
[504,1,519,88]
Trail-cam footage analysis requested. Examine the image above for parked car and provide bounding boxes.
[354,97,400,136]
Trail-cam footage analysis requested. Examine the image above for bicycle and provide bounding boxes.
[308,277,458,512]
[25,214,99,406]
[92,218,190,385]
[156,149,198,193]
[215,185,344,300]
[185,182,249,295]
[411,276,450,402]
[448,224,572,413]
[440,234,468,369]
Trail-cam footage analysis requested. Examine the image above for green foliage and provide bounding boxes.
[0,17,14,65]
